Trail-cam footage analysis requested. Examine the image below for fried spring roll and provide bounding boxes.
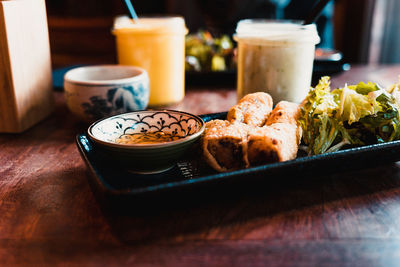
[202,120,250,172]
[248,101,302,166]
[227,92,273,127]
[265,101,302,143]
[203,100,302,172]
[265,101,301,126]
[247,123,300,165]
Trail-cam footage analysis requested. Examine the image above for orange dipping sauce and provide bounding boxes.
[116,132,182,145]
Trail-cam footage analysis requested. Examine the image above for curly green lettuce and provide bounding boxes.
[299,76,400,155]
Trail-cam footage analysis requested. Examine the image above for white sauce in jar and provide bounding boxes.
[235,20,320,103]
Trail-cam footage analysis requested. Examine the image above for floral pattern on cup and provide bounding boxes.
[64,65,149,122]
[81,84,149,120]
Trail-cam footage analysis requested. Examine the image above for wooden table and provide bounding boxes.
[2,65,400,266]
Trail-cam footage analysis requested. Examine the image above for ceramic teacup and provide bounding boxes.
[64,65,149,122]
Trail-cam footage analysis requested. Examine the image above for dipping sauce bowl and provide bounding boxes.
[87,110,205,174]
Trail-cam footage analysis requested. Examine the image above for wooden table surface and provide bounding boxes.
[2,65,400,266]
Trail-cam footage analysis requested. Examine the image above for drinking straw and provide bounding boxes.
[123,0,139,22]
[304,0,332,25]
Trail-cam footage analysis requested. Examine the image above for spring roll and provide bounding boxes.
[202,120,250,172]
[247,123,300,165]
[265,100,302,144]
[248,101,302,166]
[227,92,273,127]
[265,101,301,126]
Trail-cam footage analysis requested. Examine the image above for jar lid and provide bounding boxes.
[113,16,188,35]
[235,19,320,44]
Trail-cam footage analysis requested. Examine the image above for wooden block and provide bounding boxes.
[0,0,54,133]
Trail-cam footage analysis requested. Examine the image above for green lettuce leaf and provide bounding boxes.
[336,84,381,125]
[299,76,400,155]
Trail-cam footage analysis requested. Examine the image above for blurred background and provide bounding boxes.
[46,0,397,68]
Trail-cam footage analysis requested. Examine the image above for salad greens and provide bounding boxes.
[185,30,234,72]
[299,76,400,155]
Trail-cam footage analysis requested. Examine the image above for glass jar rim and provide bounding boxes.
[235,19,320,44]
[112,15,187,35]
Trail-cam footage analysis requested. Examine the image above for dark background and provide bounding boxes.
[46,0,376,68]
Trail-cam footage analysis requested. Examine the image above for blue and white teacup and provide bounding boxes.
[64,65,149,122]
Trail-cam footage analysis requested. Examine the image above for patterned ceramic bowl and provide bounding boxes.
[88,110,205,174]
[64,65,149,122]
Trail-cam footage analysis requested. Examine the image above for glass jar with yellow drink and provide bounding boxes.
[113,16,188,107]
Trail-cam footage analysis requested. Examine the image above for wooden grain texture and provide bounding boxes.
[0,0,20,131]
[47,17,117,67]
[1,65,400,265]
[0,0,54,133]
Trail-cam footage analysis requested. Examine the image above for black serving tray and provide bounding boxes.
[76,112,400,208]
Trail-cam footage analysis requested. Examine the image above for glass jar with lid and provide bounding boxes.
[234,20,320,103]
